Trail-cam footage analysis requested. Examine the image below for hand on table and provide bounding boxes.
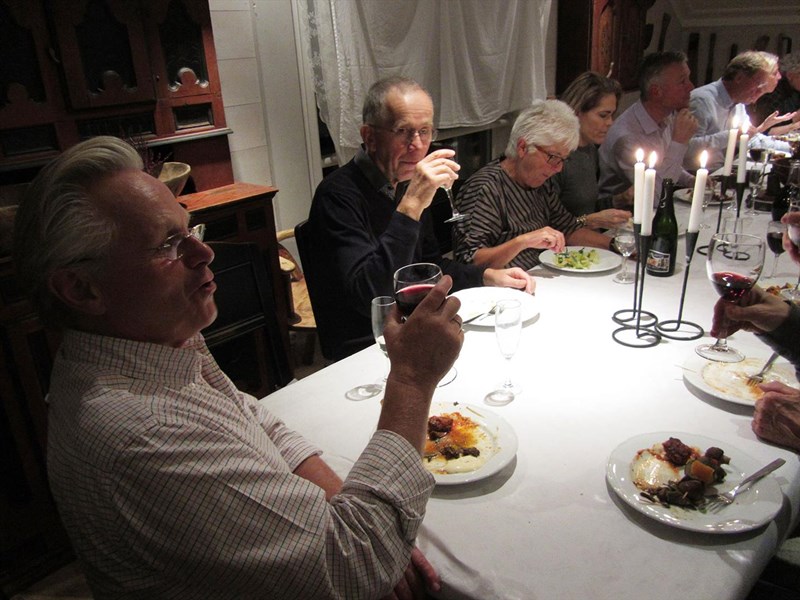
[483,267,536,294]
[753,381,800,452]
[382,547,441,600]
[586,209,632,230]
[710,286,791,338]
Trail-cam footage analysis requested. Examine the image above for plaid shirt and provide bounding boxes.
[47,330,433,599]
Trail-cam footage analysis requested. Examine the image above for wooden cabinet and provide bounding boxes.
[556,0,655,94]
[0,183,290,595]
[0,0,231,189]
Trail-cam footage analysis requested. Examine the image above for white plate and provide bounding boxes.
[539,247,621,273]
[451,286,539,328]
[424,401,518,485]
[606,432,783,533]
[674,188,725,206]
[682,354,799,407]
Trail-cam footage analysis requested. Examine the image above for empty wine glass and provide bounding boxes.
[485,300,522,406]
[746,167,764,216]
[613,229,636,284]
[438,146,468,223]
[695,233,765,363]
[787,201,800,301]
[766,221,786,278]
[345,296,397,400]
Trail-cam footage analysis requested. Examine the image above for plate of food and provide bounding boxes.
[423,401,518,485]
[682,354,799,406]
[673,188,726,206]
[538,247,621,273]
[451,286,538,327]
[606,433,783,533]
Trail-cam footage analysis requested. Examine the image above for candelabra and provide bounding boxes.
[612,229,661,348]
[655,231,704,340]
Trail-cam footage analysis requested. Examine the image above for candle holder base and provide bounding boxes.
[655,319,704,341]
[612,308,657,327]
[612,325,662,348]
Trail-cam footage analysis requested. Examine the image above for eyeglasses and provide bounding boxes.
[373,126,437,145]
[152,223,206,261]
[534,146,568,168]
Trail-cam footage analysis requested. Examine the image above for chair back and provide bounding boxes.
[203,242,292,394]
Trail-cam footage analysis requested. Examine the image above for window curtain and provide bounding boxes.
[300,0,552,165]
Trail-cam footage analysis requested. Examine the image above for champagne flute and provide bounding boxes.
[746,167,763,216]
[766,221,786,279]
[485,300,522,406]
[371,296,394,386]
[437,145,469,223]
[393,263,457,385]
[612,228,636,284]
[787,201,800,302]
[696,233,765,363]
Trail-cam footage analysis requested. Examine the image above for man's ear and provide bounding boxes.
[361,124,375,152]
[48,269,106,316]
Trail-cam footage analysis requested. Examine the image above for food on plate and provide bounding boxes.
[632,437,729,509]
[423,410,493,475]
[701,358,798,402]
[554,247,599,269]
[765,283,793,297]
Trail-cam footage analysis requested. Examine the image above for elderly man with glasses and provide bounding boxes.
[306,76,534,361]
[13,135,470,598]
[453,99,615,271]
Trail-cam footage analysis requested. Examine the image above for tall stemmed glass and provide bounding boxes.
[485,300,522,406]
[344,298,393,401]
[787,201,800,301]
[439,146,468,223]
[745,167,763,216]
[393,263,457,385]
[612,228,636,284]
[696,233,765,363]
[766,221,786,278]
[371,296,395,386]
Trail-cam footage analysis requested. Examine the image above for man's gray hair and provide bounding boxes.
[504,100,580,158]
[722,50,777,81]
[780,52,800,75]
[362,76,432,126]
[13,135,143,327]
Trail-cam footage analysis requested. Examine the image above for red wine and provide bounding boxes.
[395,284,435,316]
[767,232,786,255]
[711,271,754,301]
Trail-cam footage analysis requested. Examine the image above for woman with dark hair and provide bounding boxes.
[554,72,631,229]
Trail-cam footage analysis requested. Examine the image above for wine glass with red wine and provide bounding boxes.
[393,262,457,385]
[696,233,765,363]
[766,221,786,279]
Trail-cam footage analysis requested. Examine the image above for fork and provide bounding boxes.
[746,351,780,387]
[462,304,497,325]
[706,458,785,511]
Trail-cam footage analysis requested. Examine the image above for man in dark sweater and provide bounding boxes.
[305,76,534,360]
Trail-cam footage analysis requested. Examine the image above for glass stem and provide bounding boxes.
[503,356,513,389]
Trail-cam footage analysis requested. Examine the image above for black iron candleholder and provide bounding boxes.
[698,174,731,257]
[612,232,662,348]
[735,181,746,218]
[655,230,705,340]
[612,223,657,327]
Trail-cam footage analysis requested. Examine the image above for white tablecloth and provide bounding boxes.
[260,203,800,600]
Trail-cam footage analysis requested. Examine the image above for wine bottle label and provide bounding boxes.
[647,249,671,274]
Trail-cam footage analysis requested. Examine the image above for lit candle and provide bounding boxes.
[641,151,657,236]
[633,148,645,225]
[688,150,708,233]
[736,117,750,183]
[722,116,739,177]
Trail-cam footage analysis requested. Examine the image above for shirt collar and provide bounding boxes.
[714,79,735,110]
[354,146,396,201]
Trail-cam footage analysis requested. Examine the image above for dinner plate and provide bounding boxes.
[682,354,799,407]
[606,432,783,533]
[538,247,621,273]
[425,401,518,485]
[673,188,726,206]
[452,286,539,327]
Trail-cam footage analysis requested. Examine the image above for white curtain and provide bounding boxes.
[300,0,552,164]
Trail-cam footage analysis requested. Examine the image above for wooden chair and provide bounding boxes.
[203,242,293,395]
[276,228,317,365]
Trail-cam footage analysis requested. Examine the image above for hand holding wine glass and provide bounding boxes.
[696,233,765,363]
[612,228,636,284]
[485,300,522,406]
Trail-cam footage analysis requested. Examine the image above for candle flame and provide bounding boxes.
[699,150,708,169]
[635,148,644,163]
[648,151,657,169]
[732,115,740,130]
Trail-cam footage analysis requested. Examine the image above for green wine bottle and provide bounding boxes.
[646,178,678,277]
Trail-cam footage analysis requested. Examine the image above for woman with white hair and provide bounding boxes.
[751,52,800,136]
[453,99,616,270]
